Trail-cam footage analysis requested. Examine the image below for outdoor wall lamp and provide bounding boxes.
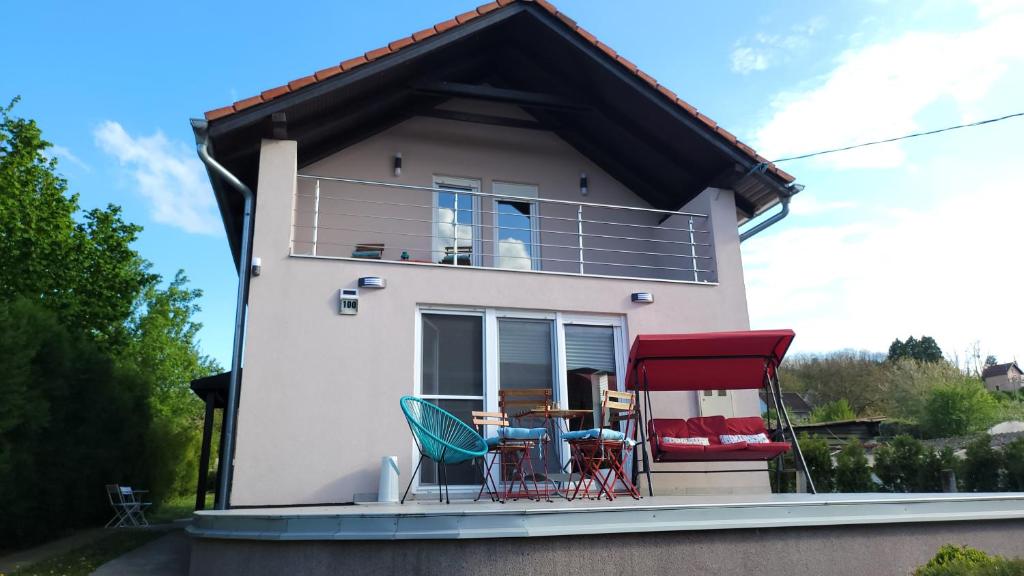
[579,172,588,196]
[393,153,402,177]
[631,292,654,303]
[358,276,387,289]
[251,256,262,277]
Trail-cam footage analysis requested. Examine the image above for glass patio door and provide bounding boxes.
[418,312,485,486]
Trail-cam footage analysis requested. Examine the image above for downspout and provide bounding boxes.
[739,183,801,243]
[191,119,253,510]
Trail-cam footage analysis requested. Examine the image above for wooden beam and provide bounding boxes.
[412,81,588,111]
[417,108,552,130]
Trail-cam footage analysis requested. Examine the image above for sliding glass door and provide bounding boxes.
[419,312,484,486]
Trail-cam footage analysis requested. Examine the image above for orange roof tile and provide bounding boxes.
[202,0,793,183]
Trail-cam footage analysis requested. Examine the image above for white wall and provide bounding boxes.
[231,119,765,506]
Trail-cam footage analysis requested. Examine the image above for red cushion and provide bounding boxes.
[705,442,749,452]
[649,419,687,439]
[687,416,728,443]
[657,443,706,455]
[726,417,768,436]
[742,442,792,458]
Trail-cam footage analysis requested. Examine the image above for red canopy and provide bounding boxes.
[624,330,795,392]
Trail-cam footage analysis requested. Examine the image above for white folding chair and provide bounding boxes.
[105,484,151,527]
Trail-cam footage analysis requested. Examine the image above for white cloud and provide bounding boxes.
[48,145,91,172]
[754,4,1024,168]
[788,196,857,216]
[744,180,1024,362]
[94,121,219,235]
[496,238,532,270]
[731,18,826,74]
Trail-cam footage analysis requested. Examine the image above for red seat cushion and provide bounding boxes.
[726,416,768,436]
[742,441,792,459]
[649,419,687,439]
[687,416,728,444]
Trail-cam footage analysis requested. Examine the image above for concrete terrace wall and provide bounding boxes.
[190,519,1024,576]
[232,118,758,506]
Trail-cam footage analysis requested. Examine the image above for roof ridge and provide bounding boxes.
[202,0,794,183]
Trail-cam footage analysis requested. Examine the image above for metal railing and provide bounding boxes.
[291,175,716,283]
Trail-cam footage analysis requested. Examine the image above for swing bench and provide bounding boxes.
[625,329,816,494]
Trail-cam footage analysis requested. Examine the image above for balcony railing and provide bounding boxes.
[291,174,716,283]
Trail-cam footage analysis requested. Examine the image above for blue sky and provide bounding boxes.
[3,0,1022,368]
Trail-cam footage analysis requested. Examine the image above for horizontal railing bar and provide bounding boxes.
[292,241,712,273]
[292,223,711,249]
[294,201,710,235]
[292,227,711,259]
[297,174,708,218]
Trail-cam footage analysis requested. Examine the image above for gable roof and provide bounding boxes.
[759,391,813,414]
[203,0,792,184]
[983,361,1022,379]
[194,0,799,266]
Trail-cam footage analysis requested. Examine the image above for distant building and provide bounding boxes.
[759,391,813,420]
[983,361,1023,393]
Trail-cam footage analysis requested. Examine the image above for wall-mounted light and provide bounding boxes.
[251,256,262,277]
[358,276,387,289]
[631,292,654,303]
[579,172,588,196]
[393,153,402,177]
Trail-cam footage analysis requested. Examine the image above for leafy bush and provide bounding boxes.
[1002,437,1024,491]
[834,440,874,492]
[0,298,151,546]
[874,434,926,492]
[809,398,856,423]
[920,380,999,438]
[962,435,1002,492]
[799,434,834,492]
[912,545,1024,576]
[918,447,958,492]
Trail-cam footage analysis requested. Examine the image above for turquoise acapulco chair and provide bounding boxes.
[399,396,489,504]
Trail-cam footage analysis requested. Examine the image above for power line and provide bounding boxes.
[769,111,1024,164]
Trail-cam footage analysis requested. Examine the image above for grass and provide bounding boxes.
[7,530,165,576]
[146,493,206,525]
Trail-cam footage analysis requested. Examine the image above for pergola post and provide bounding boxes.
[196,393,216,510]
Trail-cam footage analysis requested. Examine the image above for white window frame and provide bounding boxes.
[491,182,540,271]
[411,306,626,495]
[432,176,481,267]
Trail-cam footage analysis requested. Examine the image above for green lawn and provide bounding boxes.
[7,530,165,576]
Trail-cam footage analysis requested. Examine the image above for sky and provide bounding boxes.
[2,0,1022,367]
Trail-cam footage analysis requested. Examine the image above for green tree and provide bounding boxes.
[919,380,999,438]
[834,440,874,492]
[809,398,857,423]
[779,351,888,416]
[799,434,834,492]
[0,99,215,544]
[888,336,944,364]
[962,435,1002,492]
[122,271,220,498]
[874,435,926,492]
[0,98,156,351]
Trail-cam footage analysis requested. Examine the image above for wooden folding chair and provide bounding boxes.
[601,390,641,499]
[472,411,522,502]
[498,389,554,500]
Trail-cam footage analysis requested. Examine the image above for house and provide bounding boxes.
[184,3,1024,574]
[759,391,813,421]
[191,0,798,510]
[983,361,1023,393]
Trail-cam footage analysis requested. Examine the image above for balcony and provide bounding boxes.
[290,174,717,283]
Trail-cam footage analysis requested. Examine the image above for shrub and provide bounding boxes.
[0,299,151,547]
[809,398,856,423]
[874,434,926,492]
[1002,437,1024,491]
[920,380,999,438]
[913,545,1012,576]
[799,434,834,492]
[918,447,958,492]
[834,440,874,492]
[962,435,1002,492]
